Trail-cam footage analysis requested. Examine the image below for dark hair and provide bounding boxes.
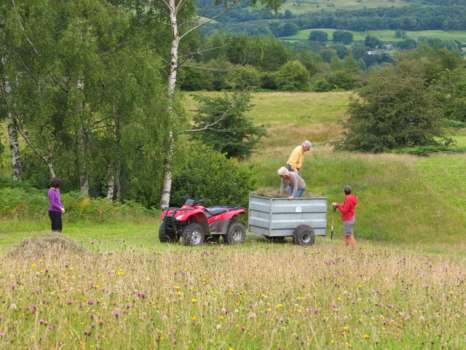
[344,185,352,195]
[50,177,61,188]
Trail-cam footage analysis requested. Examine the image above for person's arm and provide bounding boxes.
[336,199,351,215]
[57,191,65,213]
[280,178,285,194]
[290,174,299,198]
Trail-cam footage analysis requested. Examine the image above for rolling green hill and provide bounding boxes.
[283,28,466,44]
[281,0,409,15]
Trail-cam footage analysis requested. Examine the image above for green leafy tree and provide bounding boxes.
[225,65,261,90]
[309,31,328,43]
[333,31,354,44]
[365,35,383,49]
[276,60,310,91]
[171,140,256,208]
[342,62,445,152]
[192,92,265,159]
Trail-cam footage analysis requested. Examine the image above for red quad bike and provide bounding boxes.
[159,199,247,246]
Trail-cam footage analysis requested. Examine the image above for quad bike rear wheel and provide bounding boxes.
[182,223,205,246]
[224,221,246,245]
[159,222,179,243]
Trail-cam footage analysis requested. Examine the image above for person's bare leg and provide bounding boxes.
[349,234,357,248]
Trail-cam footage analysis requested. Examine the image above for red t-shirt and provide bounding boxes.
[336,194,358,221]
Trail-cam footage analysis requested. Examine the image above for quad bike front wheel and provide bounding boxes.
[224,221,246,245]
[182,223,205,246]
[159,222,179,243]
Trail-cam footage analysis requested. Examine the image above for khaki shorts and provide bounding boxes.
[343,219,355,236]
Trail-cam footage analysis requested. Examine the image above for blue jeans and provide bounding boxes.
[288,187,305,197]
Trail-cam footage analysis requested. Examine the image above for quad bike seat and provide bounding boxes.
[205,207,229,217]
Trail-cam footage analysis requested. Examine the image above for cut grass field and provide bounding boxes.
[283,28,466,44]
[280,0,408,15]
[1,90,465,349]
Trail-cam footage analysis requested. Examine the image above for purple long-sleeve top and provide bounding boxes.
[48,188,64,212]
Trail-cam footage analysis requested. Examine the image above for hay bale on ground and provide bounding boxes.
[7,234,87,258]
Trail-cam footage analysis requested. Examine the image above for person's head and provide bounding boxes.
[302,140,312,152]
[277,167,290,178]
[344,185,352,195]
[50,177,61,189]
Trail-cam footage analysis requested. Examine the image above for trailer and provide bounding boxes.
[248,193,327,246]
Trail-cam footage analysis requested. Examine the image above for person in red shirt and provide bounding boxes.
[332,185,358,248]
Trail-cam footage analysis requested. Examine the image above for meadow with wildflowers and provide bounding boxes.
[0,236,464,349]
[1,91,465,349]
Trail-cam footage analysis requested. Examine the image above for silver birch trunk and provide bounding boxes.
[107,172,115,200]
[77,79,89,196]
[160,0,180,209]
[6,113,22,180]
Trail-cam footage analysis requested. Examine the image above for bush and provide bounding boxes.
[225,65,261,90]
[364,35,383,49]
[309,31,328,43]
[333,31,353,44]
[171,141,256,208]
[276,60,310,91]
[0,181,153,221]
[341,62,445,152]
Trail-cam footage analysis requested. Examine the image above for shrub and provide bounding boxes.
[341,63,445,152]
[333,30,353,44]
[276,60,310,91]
[225,65,261,90]
[171,140,256,208]
[0,180,153,221]
[309,31,328,43]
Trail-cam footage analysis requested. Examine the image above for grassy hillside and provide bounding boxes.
[283,28,466,44]
[280,0,408,14]
[187,91,466,247]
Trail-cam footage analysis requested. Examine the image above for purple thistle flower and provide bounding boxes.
[38,319,46,325]
[30,305,37,314]
[87,300,95,306]
[112,309,120,318]
[0,331,4,337]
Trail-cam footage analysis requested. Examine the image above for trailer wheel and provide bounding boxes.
[225,221,246,245]
[159,222,178,243]
[182,223,205,246]
[293,225,315,246]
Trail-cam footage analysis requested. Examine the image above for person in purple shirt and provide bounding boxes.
[48,177,65,232]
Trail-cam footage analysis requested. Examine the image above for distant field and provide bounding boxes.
[283,28,466,44]
[280,0,408,14]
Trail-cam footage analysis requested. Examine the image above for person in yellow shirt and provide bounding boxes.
[286,140,312,173]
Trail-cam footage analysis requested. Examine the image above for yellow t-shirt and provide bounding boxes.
[287,145,304,171]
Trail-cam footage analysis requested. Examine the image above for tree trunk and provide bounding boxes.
[6,113,22,181]
[107,171,115,200]
[107,108,122,201]
[78,124,89,196]
[160,0,180,210]
[77,79,89,196]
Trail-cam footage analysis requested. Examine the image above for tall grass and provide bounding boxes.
[0,242,464,349]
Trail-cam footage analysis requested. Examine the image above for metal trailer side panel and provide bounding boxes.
[248,194,327,237]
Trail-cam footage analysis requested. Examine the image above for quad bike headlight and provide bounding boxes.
[176,215,184,221]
